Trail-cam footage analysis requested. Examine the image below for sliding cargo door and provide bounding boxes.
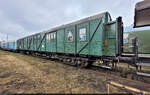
[89,19,103,56]
[36,33,46,52]
[36,34,41,51]
[24,38,28,50]
[64,26,76,54]
[40,34,46,52]
[28,37,33,51]
[18,39,24,50]
[57,29,65,53]
[77,22,90,55]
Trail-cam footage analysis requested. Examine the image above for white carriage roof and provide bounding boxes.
[48,11,107,32]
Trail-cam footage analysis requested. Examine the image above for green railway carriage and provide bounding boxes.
[17,12,123,67]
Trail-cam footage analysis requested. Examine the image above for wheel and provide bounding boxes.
[71,59,77,66]
[77,60,89,68]
[76,60,81,67]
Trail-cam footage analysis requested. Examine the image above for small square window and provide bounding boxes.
[51,33,54,40]
[79,28,86,41]
[68,31,73,42]
[46,34,49,41]
[46,34,49,40]
[46,33,51,42]
[49,34,50,41]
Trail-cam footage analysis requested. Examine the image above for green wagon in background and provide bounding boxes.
[124,30,150,54]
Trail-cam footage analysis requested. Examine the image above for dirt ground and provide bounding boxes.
[0,50,150,94]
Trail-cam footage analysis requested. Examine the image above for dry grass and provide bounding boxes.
[0,51,109,94]
[0,50,149,94]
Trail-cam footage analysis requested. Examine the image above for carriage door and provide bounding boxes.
[77,22,90,55]
[104,17,123,56]
[104,21,117,56]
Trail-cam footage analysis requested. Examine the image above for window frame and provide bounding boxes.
[78,27,87,42]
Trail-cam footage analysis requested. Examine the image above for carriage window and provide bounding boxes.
[49,34,51,41]
[46,34,49,41]
[46,34,51,42]
[79,28,86,41]
[51,33,54,40]
[53,32,56,40]
[46,32,56,42]
[46,35,48,41]
[68,31,73,42]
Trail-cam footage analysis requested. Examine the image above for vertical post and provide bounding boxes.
[132,37,138,68]
[134,8,137,28]
[134,37,138,63]
[117,17,123,56]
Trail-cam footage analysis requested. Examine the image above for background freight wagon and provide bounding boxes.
[123,30,150,54]
[17,12,121,57]
[0,41,17,51]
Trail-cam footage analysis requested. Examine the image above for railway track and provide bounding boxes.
[89,66,150,87]
[87,65,150,92]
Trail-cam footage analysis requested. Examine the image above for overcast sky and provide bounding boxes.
[0,0,143,41]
